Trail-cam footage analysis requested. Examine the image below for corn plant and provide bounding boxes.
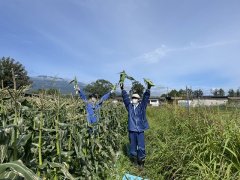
[0,87,127,179]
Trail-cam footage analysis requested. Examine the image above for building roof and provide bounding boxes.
[200,96,228,100]
[149,96,160,99]
[228,97,240,100]
[166,96,229,100]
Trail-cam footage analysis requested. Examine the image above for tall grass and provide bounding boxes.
[115,104,240,179]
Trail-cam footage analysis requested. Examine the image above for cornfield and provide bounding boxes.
[2,86,240,179]
[0,86,127,179]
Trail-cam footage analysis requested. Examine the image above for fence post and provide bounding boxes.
[186,86,190,114]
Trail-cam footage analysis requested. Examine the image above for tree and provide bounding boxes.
[228,89,235,97]
[236,89,240,97]
[186,88,193,98]
[212,88,225,96]
[193,89,203,98]
[0,57,32,89]
[212,89,218,96]
[219,88,225,96]
[178,89,186,97]
[168,89,179,97]
[131,81,144,97]
[84,79,113,98]
[160,93,167,97]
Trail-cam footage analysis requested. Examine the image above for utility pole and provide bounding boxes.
[186,86,190,114]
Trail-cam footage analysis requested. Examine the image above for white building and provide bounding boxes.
[177,96,228,107]
[148,98,160,106]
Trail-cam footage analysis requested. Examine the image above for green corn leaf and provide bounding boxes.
[16,133,32,147]
[48,162,75,180]
[69,76,78,87]
[119,70,126,84]
[126,75,135,81]
[32,143,40,148]
[42,128,56,132]
[69,80,74,85]
[144,78,155,87]
[57,122,73,127]
[0,145,8,164]
[48,162,62,168]
[0,160,40,180]
[119,70,135,83]
[0,171,18,180]
[61,151,74,157]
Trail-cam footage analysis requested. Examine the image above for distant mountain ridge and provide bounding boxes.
[30,76,85,94]
[35,75,65,81]
[30,76,160,96]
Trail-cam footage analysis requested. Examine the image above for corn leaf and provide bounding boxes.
[69,76,78,87]
[119,70,126,84]
[16,133,32,147]
[0,171,18,180]
[144,78,155,87]
[48,162,75,180]
[0,160,40,180]
[126,75,135,81]
[119,70,135,83]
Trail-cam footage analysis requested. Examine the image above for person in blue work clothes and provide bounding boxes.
[120,82,151,168]
[75,86,114,125]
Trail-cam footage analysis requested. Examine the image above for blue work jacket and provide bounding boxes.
[78,90,111,124]
[122,89,150,132]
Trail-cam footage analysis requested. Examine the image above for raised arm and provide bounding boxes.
[78,89,88,103]
[141,89,150,108]
[122,90,131,109]
[95,91,111,110]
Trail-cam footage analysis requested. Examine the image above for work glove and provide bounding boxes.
[120,83,124,90]
[74,85,80,92]
[147,84,152,90]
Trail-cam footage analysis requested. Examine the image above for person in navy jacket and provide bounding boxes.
[75,86,114,124]
[120,82,151,168]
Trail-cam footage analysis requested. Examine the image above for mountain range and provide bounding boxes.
[29,76,158,96]
[30,76,85,94]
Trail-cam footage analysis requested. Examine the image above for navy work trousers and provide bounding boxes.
[128,131,146,160]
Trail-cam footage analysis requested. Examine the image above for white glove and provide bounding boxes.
[74,85,80,91]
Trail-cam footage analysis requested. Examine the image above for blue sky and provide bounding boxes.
[1,0,240,94]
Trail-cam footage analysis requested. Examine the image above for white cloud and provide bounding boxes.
[183,40,239,50]
[139,44,168,63]
[137,40,239,64]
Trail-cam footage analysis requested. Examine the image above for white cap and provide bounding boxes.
[132,93,140,99]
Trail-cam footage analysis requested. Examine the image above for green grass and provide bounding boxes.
[113,105,240,179]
